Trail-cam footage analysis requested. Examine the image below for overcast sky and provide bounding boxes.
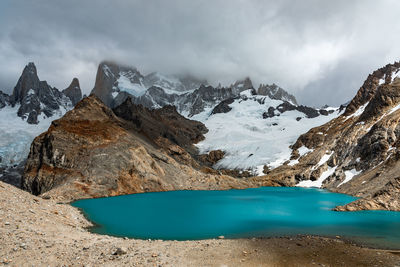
[0,0,399,106]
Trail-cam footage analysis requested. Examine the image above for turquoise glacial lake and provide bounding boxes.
[72,187,400,249]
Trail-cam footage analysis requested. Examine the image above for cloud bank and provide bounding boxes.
[0,0,399,106]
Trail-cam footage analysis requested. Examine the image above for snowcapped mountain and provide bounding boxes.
[92,61,209,109]
[0,63,82,182]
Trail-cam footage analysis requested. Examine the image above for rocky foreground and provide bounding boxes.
[1,181,399,267]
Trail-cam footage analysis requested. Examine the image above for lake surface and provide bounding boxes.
[72,187,400,249]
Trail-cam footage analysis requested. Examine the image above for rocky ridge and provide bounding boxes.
[21,95,256,201]
[91,61,299,117]
[265,62,400,211]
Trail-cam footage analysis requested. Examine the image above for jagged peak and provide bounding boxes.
[70,77,80,88]
[232,77,253,89]
[344,61,400,117]
[257,83,298,105]
[23,62,37,75]
[63,78,82,106]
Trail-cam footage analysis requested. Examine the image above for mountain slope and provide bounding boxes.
[265,61,400,211]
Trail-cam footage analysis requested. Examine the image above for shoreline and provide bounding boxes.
[2,181,400,266]
[71,186,400,251]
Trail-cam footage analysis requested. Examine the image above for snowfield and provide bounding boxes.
[193,90,341,175]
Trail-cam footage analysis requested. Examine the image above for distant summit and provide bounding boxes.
[258,83,298,105]
[62,78,82,106]
[0,62,83,124]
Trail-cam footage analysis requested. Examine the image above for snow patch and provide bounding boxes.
[392,69,400,82]
[388,103,400,115]
[117,75,147,97]
[312,151,333,170]
[298,146,313,157]
[346,102,369,119]
[337,169,362,187]
[297,166,337,188]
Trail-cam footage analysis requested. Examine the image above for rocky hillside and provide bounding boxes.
[21,95,255,201]
[266,62,400,211]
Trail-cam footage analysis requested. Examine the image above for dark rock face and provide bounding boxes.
[113,97,208,152]
[8,62,72,124]
[231,77,254,95]
[177,85,235,116]
[258,83,298,105]
[296,105,320,118]
[132,86,178,110]
[0,91,10,108]
[22,95,253,201]
[62,78,82,106]
[0,161,25,188]
[91,61,145,108]
[198,150,225,166]
[211,98,235,115]
[263,107,276,119]
[10,62,40,105]
[273,102,319,118]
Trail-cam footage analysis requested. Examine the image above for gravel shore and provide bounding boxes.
[1,181,399,267]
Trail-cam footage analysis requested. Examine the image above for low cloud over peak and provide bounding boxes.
[0,0,399,106]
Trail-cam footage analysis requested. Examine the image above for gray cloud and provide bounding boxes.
[0,0,399,106]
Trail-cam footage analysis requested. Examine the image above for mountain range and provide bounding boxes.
[1,60,399,211]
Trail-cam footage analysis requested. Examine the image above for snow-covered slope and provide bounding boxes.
[192,90,341,174]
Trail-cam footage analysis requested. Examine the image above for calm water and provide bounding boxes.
[72,187,400,249]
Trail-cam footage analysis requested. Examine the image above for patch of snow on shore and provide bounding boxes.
[297,166,337,188]
[337,169,362,187]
